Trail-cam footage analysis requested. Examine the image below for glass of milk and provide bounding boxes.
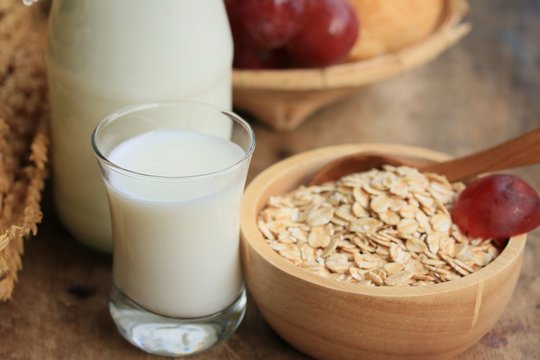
[91,102,255,357]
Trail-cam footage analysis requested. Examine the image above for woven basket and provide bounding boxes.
[0,1,49,301]
[232,0,470,131]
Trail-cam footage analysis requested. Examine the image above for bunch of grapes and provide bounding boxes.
[226,0,360,69]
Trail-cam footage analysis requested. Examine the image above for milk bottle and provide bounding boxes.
[47,0,233,251]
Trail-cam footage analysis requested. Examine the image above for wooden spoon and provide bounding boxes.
[310,128,540,185]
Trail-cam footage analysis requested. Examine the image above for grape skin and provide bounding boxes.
[452,174,540,239]
[227,0,360,69]
[286,0,359,67]
[240,0,306,50]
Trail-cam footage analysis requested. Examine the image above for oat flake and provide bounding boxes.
[257,165,500,287]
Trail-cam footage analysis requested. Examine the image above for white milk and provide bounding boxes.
[47,0,233,251]
[105,129,246,318]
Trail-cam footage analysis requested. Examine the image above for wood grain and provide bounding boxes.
[308,127,540,184]
[240,144,526,360]
[423,127,540,181]
[309,152,429,185]
[0,0,539,359]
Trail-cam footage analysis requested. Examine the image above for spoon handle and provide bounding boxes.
[422,128,540,182]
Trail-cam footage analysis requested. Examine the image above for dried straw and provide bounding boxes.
[0,1,49,300]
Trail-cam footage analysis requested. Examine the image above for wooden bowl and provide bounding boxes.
[240,144,526,360]
[233,0,470,131]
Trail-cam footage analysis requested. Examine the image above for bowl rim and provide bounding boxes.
[240,143,527,298]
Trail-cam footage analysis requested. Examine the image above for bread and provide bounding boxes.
[348,0,445,60]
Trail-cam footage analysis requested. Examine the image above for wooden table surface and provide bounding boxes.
[1,0,539,359]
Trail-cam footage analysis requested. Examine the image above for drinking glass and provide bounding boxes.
[91,102,255,356]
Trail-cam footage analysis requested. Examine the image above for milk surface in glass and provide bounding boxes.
[105,129,246,318]
[47,0,233,251]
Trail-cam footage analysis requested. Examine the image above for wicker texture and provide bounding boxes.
[233,0,470,131]
[0,1,48,301]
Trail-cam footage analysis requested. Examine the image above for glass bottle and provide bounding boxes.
[47,0,233,251]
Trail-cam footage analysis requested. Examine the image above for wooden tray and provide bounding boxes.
[232,0,470,131]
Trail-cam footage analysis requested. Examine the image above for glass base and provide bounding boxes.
[109,284,246,357]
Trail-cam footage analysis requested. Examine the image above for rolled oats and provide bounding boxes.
[397,218,418,235]
[257,165,500,287]
[367,270,385,286]
[307,204,334,226]
[325,253,351,273]
[351,218,382,233]
[385,269,414,286]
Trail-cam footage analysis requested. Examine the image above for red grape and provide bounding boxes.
[286,0,359,67]
[233,43,289,69]
[240,0,305,50]
[452,174,540,239]
[225,0,246,40]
